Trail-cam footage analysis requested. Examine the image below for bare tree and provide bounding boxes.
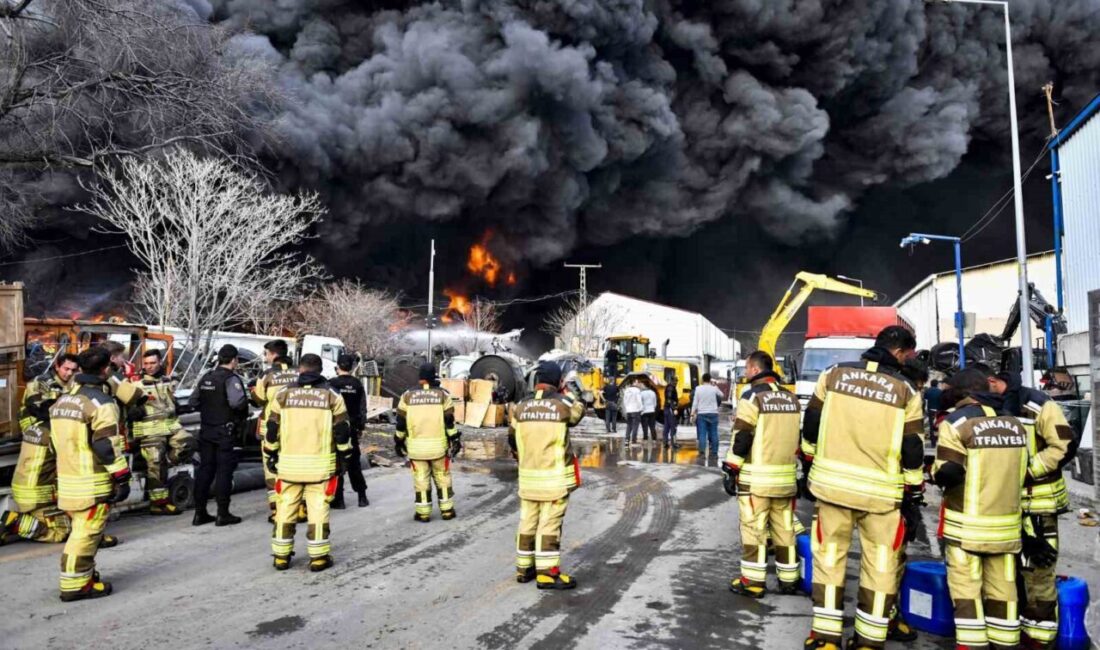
[294,280,412,359]
[0,0,276,246]
[80,148,325,351]
[451,297,502,354]
[542,295,623,356]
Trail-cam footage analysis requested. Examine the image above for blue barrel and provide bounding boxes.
[1057,575,1091,650]
[795,532,812,594]
[899,561,955,637]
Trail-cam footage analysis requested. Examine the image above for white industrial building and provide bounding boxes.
[893,252,1056,350]
[556,292,739,370]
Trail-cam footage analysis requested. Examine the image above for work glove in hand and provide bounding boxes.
[109,478,131,504]
[1021,517,1058,568]
[448,437,463,459]
[265,451,279,474]
[721,463,738,497]
[797,477,815,502]
[394,439,407,458]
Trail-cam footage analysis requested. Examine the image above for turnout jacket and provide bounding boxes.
[395,383,457,460]
[264,373,350,483]
[49,375,129,512]
[725,372,801,498]
[252,359,298,437]
[13,371,70,510]
[128,372,181,438]
[1007,386,1074,515]
[508,385,586,502]
[802,347,925,513]
[933,396,1029,554]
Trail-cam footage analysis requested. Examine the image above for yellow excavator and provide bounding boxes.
[735,272,880,399]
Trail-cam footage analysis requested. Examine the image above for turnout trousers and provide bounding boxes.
[272,478,336,560]
[59,503,109,596]
[811,501,904,648]
[137,430,194,505]
[516,497,569,574]
[945,543,1020,649]
[1020,514,1059,648]
[739,495,799,588]
[411,458,453,517]
[7,506,70,543]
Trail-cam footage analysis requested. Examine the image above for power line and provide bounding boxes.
[958,145,1048,243]
[0,244,128,267]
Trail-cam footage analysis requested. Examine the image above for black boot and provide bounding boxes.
[192,507,215,527]
[331,492,346,510]
[215,503,242,526]
[357,491,369,507]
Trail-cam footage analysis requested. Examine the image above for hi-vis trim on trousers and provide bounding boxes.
[945,543,1020,649]
[738,495,799,587]
[516,497,568,573]
[1021,514,1060,648]
[272,478,337,559]
[8,507,70,543]
[811,501,903,649]
[59,503,109,595]
[412,458,453,517]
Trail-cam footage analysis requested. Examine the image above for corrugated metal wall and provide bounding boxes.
[1059,114,1100,334]
[896,279,938,349]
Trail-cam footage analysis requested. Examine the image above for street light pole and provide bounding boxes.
[426,239,436,361]
[837,275,865,307]
[902,233,967,368]
[937,0,1033,383]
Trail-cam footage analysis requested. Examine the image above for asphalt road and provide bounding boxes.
[1,436,1098,649]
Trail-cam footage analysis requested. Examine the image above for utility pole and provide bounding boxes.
[426,239,435,361]
[564,263,601,354]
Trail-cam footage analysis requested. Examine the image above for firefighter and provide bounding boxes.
[988,371,1074,649]
[49,347,131,601]
[328,353,369,508]
[189,345,249,527]
[127,349,195,516]
[2,353,119,547]
[394,362,460,522]
[933,368,1030,650]
[801,326,925,650]
[252,339,299,521]
[508,361,585,589]
[723,350,801,599]
[265,354,350,572]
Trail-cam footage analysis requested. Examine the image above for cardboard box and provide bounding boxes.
[366,395,395,420]
[453,400,466,423]
[464,401,491,427]
[481,403,508,427]
[469,378,495,404]
[440,378,467,400]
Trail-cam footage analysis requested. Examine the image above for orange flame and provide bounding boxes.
[441,289,472,324]
[465,230,515,287]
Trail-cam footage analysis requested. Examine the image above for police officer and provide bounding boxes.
[1,353,120,547]
[509,361,585,589]
[127,349,195,516]
[801,326,925,650]
[988,370,1074,649]
[328,353,369,508]
[265,354,350,572]
[189,345,248,527]
[394,362,460,522]
[50,347,131,601]
[251,339,298,520]
[933,368,1030,650]
[724,351,801,599]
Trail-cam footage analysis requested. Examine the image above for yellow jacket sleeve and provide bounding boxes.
[1029,400,1072,479]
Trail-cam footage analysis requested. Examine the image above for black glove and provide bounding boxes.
[900,485,926,543]
[127,403,147,423]
[720,463,739,496]
[1021,517,1058,568]
[448,436,463,459]
[109,476,131,504]
[394,438,407,458]
[265,450,279,474]
[797,476,815,502]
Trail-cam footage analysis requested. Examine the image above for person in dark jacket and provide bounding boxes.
[189,345,249,527]
[328,354,369,508]
[662,380,679,447]
[601,380,619,433]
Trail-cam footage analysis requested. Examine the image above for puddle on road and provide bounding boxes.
[460,437,724,468]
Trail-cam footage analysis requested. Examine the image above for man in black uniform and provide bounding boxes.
[328,354,369,509]
[189,345,249,527]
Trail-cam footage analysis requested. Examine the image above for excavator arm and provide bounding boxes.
[756,272,881,378]
[998,283,1067,344]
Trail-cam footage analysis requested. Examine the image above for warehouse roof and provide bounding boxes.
[893,250,1054,307]
[1050,91,1100,150]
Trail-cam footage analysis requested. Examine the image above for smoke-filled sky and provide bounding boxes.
[7,0,1100,351]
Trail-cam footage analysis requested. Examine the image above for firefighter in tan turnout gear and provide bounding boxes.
[508,361,585,590]
[265,354,351,573]
[723,351,802,599]
[987,370,1075,649]
[49,348,132,601]
[252,339,299,521]
[127,349,195,515]
[933,368,1030,650]
[801,326,925,650]
[394,362,460,522]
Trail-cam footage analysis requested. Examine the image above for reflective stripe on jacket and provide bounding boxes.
[726,379,800,497]
[265,383,348,483]
[50,382,126,512]
[129,374,181,438]
[1017,392,1072,514]
[395,387,455,460]
[509,388,585,501]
